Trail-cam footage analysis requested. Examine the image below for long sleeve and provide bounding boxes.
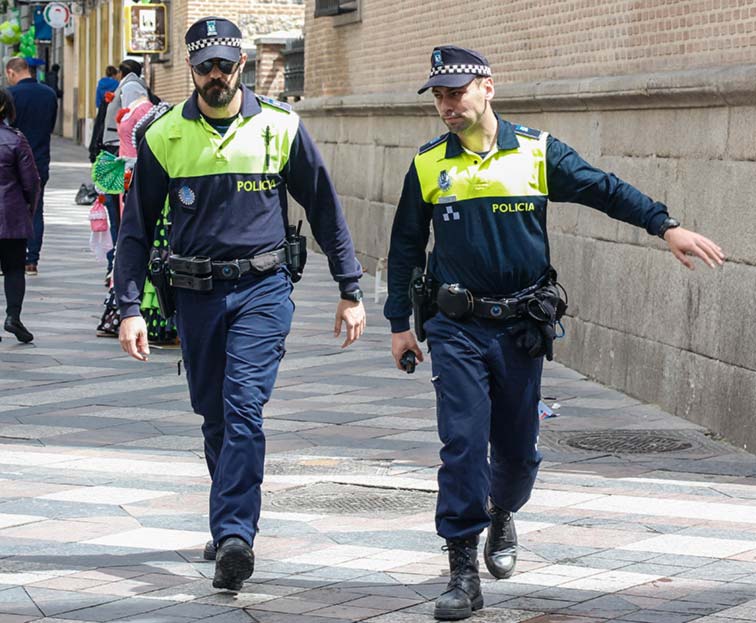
[113,136,169,318]
[546,136,668,236]
[15,132,40,213]
[283,123,362,292]
[383,162,433,333]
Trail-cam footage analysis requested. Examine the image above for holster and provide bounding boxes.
[409,267,437,342]
[148,247,176,319]
[506,270,568,361]
[285,220,307,283]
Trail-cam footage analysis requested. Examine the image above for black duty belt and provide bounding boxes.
[212,248,287,280]
[169,248,287,291]
[471,296,521,320]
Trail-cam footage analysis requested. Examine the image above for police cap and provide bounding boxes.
[185,17,243,66]
[418,45,492,94]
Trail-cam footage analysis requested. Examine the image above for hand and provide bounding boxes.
[119,315,150,361]
[334,299,366,348]
[664,227,725,270]
[391,330,424,371]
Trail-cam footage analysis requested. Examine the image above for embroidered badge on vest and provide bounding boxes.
[438,170,452,191]
[178,185,196,207]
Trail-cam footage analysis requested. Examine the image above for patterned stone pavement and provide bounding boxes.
[0,137,755,622]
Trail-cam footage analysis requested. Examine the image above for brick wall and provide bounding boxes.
[304,0,756,97]
[256,43,287,97]
[153,0,303,104]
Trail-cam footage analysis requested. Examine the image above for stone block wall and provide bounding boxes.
[304,0,756,97]
[292,66,756,452]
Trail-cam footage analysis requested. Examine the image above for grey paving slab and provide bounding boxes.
[1,137,756,622]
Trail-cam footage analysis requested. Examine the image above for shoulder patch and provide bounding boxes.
[513,124,542,140]
[418,134,448,154]
[134,102,174,147]
[257,95,292,113]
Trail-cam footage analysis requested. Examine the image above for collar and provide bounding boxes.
[444,114,519,158]
[17,77,37,85]
[182,84,261,120]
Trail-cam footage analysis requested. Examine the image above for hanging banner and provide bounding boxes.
[125,4,167,54]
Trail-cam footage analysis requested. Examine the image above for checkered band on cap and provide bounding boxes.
[429,63,492,77]
[186,37,243,53]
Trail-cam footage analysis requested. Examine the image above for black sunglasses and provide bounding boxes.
[192,58,240,76]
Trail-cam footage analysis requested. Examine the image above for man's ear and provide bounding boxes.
[483,77,495,101]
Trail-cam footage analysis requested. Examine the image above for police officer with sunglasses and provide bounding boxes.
[115,16,366,592]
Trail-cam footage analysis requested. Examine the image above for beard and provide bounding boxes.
[193,70,241,108]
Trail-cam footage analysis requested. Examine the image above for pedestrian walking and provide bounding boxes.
[5,57,57,277]
[384,45,725,621]
[114,16,366,593]
[0,88,41,343]
[95,65,119,109]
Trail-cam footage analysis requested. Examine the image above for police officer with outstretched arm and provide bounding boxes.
[384,46,724,621]
[115,17,366,593]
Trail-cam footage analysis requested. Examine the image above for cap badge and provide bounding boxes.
[432,50,444,68]
[178,185,196,206]
[438,170,452,191]
[206,20,217,36]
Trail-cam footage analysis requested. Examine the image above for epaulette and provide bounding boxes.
[513,124,542,139]
[257,95,292,113]
[133,102,174,148]
[418,134,448,154]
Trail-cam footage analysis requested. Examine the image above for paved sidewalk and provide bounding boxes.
[0,136,755,623]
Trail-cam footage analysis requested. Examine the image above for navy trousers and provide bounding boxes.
[25,181,46,266]
[174,269,294,547]
[425,313,543,540]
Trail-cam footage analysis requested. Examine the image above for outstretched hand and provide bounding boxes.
[334,299,366,348]
[664,227,725,270]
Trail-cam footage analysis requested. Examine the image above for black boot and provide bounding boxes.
[484,503,517,579]
[212,536,254,592]
[434,536,483,620]
[203,540,216,561]
[4,316,33,343]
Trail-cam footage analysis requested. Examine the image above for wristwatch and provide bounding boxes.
[658,217,681,239]
[340,288,364,303]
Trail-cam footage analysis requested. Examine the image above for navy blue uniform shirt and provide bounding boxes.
[384,117,669,333]
[8,78,58,182]
[115,86,361,318]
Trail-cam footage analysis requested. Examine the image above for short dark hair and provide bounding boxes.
[0,87,16,123]
[106,65,118,77]
[118,59,142,78]
[6,57,29,73]
[50,63,60,72]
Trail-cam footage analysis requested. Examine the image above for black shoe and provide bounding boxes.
[4,317,33,343]
[484,503,517,579]
[434,536,483,620]
[204,539,216,561]
[212,536,254,592]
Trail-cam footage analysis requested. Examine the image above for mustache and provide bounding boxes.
[206,78,229,89]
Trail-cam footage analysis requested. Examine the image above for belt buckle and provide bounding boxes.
[216,260,241,280]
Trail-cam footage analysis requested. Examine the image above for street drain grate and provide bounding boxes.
[266,482,436,515]
[563,431,693,454]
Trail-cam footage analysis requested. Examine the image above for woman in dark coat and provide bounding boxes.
[0,88,40,343]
